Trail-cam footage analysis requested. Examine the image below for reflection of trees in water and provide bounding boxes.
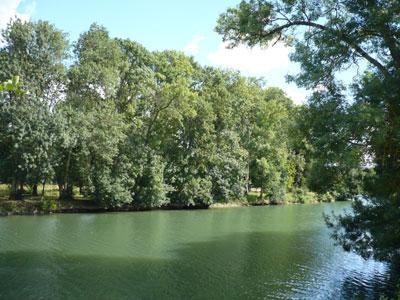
[0,231,319,299]
[1,207,397,299]
[339,262,399,299]
[0,230,397,299]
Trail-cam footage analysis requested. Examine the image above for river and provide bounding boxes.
[0,203,395,299]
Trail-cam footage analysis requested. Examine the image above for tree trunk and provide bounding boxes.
[58,183,73,200]
[9,177,22,200]
[246,160,250,194]
[58,149,74,200]
[41,180,46,198]
[32,184,38,196]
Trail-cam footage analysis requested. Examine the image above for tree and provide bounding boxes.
[0,77,59,199]
[249,90,291,202]
[0,19,68,104]
[0,76,24,198]
[198,68,249,202]
[55,24,131,206]
[217,0,400,262]
[138,50,213,207]
[0,19,68,197]
[68,23,124,105]
[116,38,157,115]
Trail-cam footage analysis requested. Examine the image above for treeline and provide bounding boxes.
[0,20,361,208]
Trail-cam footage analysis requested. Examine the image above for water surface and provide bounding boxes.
[0,203,395,299]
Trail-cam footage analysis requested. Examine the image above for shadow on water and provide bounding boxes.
[0,230,396,299]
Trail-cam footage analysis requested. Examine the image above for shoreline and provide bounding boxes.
[0,197,335,217]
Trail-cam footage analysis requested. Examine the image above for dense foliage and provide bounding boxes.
[217,0,400,263]
[0,19,329,210]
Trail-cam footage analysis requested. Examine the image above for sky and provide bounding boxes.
[0,0,311,103]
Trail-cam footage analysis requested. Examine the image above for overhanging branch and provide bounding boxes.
[261,20,391,78]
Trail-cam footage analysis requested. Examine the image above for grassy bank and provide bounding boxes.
[211,189,336,208]
[0,184,337,216]
[0,184,91,216]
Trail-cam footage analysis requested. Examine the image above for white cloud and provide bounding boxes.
[0,0,35,31]
[285,86,310,105]
[183,35,205,55]
[207,41,310,104]
[208,41,290,75]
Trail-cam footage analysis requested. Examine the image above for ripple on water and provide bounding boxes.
[0,204,397,299]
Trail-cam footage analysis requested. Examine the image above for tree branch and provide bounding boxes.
[381,25,400,70]
[261,20,391,77]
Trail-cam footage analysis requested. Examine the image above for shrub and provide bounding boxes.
[40,198,57,212]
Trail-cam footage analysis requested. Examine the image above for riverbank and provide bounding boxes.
[0,184,336,216]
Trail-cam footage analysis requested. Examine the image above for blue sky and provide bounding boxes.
[2,0,312,103]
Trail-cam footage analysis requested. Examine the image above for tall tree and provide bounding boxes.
[0,19,68,198]
[56,24,129,204]
[68,23,124,105]
[216,0,400,261]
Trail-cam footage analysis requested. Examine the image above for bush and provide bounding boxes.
[282,189,316,204]
[93,175,132,208]
[283,192,295,204]
[40,198,57,212]
[133,155,170,208]
[318,191,337,203]
[180,177,213,207]
[0,201,17,212]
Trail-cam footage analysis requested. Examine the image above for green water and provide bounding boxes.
[0,203,394,299]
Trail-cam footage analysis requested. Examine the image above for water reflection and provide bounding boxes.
[0,204,396,299]
[339,262,398,300]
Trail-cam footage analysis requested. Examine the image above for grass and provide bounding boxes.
[0,183,58,202]
[0,183,94,215]
[0,184,9,201]
[0,183,86,202]
[246,191,261,204]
